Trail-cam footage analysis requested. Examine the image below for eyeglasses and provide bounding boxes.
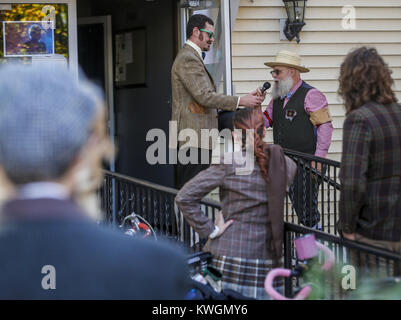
[270,69,283,76]
[199,28,215,39]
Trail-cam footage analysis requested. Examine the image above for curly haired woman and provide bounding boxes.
[338,47,401,257]
[176,108,296,299]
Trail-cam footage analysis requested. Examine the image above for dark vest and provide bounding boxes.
[273,81,316,155]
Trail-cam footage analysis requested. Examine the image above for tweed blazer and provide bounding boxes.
[339,102,401,241]
[176,144,296,259]
[170,44,238,150]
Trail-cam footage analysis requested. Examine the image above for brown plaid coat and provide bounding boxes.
[339,102,401,241]
[170,44,238,150]
[176,145,296,259]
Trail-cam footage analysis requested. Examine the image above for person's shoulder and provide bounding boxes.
[266,143,283,155]
[175,45,197,59]
[305,84,327,100]
[343,106,371,129]
[172,46,200,71]
[222,150,246,166]
[92,225,188,275]
[349,103,377,119]
[301,81,315,90]
[96,224,183,253]
[355,102,401,125]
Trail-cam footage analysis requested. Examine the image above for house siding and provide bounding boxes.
[232,0,401,162]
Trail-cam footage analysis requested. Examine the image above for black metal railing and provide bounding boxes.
[283,223,401,300]
[101,148,341,237]
[99,167,400,300]
[100,170,220,247]
[283,148,341,235]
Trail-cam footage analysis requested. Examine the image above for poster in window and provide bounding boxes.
[114,27,146,88]
[3,21,55,57]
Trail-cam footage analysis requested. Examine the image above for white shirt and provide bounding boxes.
[17,182,69,200]
[185,39,203,60]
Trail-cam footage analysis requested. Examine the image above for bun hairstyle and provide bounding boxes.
[233,108,269,182]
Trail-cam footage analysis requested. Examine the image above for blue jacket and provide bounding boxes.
[0,198,189,299]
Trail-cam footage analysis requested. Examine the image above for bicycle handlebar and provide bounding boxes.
[264,240,335,300]
[264,269,312,300]
[315,241,335,271]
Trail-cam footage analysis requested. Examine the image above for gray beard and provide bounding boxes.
[271,77,294,100]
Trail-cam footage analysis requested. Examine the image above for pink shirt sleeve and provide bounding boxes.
[304,89,333,158]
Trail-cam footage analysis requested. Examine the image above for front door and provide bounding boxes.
[78,15,115,172]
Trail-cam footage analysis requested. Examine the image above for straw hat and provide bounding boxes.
[264,50,309,73]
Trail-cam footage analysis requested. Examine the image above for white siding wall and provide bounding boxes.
[232,0,401,162]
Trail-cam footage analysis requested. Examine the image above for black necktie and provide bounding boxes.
[202,52,206,60]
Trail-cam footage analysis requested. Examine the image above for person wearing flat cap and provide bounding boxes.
[0,64,189,299]
[261,50,333,228]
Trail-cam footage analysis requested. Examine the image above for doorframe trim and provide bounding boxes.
[78,15,116,172]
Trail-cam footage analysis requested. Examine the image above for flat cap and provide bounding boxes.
[0,63,103,184]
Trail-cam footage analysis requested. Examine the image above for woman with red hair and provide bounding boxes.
[176,107,296,299]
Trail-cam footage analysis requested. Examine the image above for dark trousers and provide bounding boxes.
[218,110,235,131]
[289,162,323,227]
[175,147,212,190]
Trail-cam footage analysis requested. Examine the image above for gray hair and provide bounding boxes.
[0,63,103,184]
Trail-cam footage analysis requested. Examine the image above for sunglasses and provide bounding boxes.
[199,28,215,39]
[270,69,283,76]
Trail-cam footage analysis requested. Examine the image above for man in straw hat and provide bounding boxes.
[261,50,333,228]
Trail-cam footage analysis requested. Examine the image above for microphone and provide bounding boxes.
[261,81,271,94]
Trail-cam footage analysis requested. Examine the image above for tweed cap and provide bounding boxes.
[0,63,103,184]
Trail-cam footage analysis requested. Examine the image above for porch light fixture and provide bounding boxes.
[180,0,200,7]
[282,0,307,43]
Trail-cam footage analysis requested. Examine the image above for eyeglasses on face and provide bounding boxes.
[270,69,284,76]
[199,28,215,39]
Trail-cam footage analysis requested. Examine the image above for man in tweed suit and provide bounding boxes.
[171,14,264,189]
[338,47,401,256]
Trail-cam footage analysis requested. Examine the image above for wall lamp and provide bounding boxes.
[282,0,307,43]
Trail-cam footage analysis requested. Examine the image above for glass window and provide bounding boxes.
[181,0,227,93]
[188,1,224,92]
[0,3,68,64]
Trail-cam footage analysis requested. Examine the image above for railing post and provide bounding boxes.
[112,178,117,226]
[284,225,293,298]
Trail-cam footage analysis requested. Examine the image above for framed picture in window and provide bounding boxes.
[3,21,55,57]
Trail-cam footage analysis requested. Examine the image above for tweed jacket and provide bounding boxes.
[170,44,238,150]
[339,102,401,242]
[176,144,296,259]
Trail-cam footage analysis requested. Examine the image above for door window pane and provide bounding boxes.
[182,0,226,93]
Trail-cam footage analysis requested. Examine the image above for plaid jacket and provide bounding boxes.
[339,102,401,241]
[170,44,238,150]
[176,145,296,259]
